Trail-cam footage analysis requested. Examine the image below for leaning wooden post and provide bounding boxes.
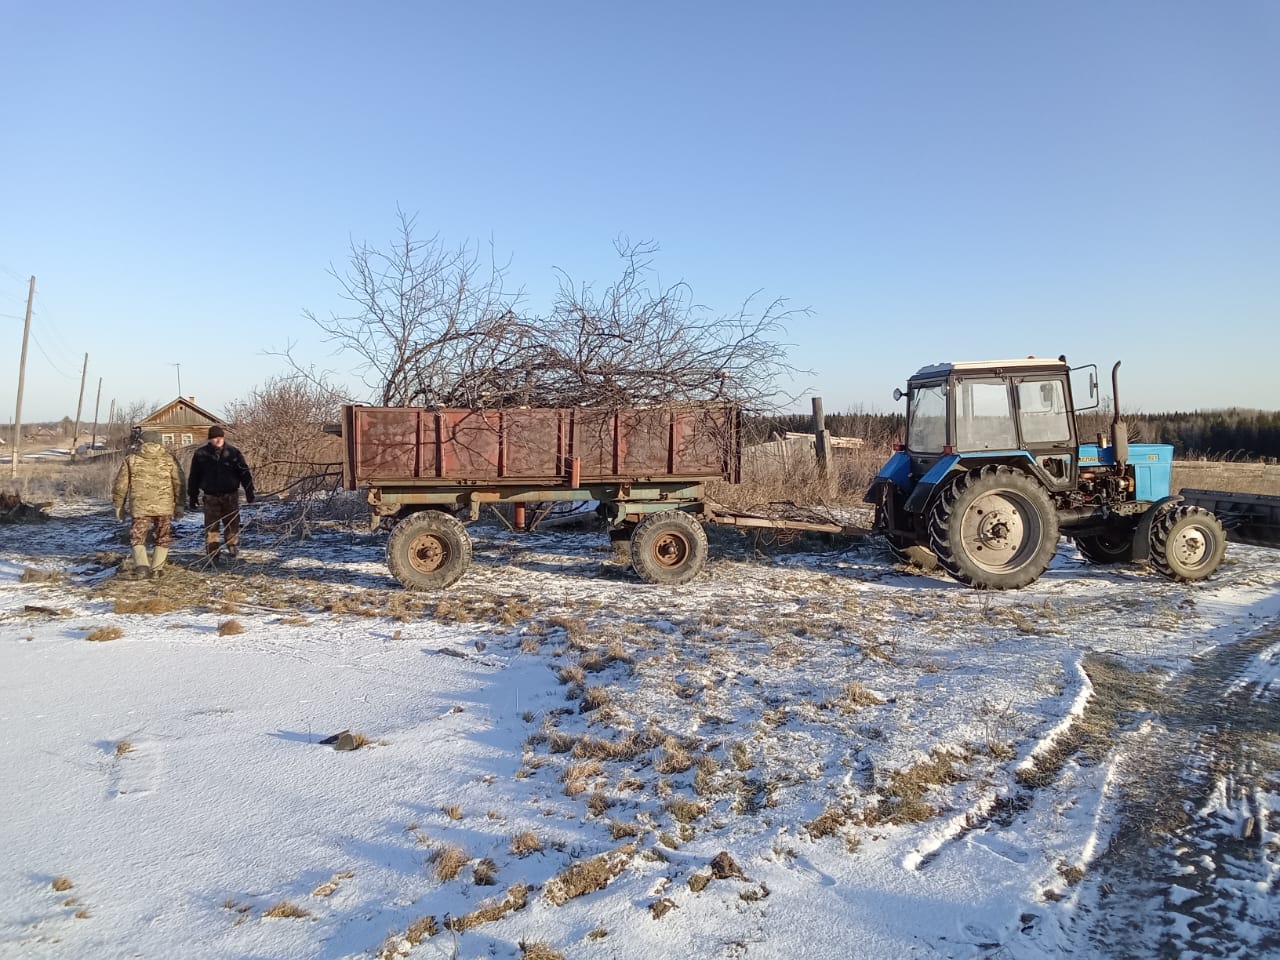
[812,397,835,496]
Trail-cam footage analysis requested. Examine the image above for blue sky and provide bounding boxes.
[2,1,1277,424]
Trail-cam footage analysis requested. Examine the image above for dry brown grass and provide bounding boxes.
[519,941,564,960]
[666,798,706,824]
[431,844,469,882]
[85,626,123,643]
[310,870,355,897]
[472,858,498,886]
[442,803,463,821]
[51,876,73,892]
[835,681,885,712]
[217,619,245,636]
[510,831,542,857]
[114,740,134,756]
[579,685,611,713]
[543,843,637,906]
[112,598,181,615]
[864,749,967,826]
[262,900,310,919]
[443,883,531,933]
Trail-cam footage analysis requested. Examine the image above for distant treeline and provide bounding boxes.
[751,408,1280,460]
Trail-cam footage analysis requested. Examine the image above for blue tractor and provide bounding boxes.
[866,357,1228,590]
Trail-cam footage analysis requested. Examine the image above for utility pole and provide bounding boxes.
[10,275,35,480]
[89,378,102,461]
[71,353,89,461]
[171,363,182,397]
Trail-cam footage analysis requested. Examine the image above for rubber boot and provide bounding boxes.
[149,546,169,579]
[130,544,150,580]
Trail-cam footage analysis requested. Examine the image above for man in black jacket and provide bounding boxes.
[188,426,255,563]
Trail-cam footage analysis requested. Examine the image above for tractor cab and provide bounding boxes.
[899,357,1083,491]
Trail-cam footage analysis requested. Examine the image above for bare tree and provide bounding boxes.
[296,215,806,413]
[224,375,346,500]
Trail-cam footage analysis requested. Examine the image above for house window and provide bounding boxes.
[161,433,175,446]
[181,433,193,446]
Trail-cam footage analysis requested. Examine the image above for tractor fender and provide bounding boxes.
[902,454,964,515]
[863,450,913,503]
[1132,495,1183,562]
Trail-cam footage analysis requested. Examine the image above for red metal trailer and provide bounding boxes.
[341,403,749,588]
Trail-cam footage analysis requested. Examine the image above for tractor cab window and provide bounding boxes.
[906,382,947,453]
[1017,379,1071,444]
[954,379,1016,450]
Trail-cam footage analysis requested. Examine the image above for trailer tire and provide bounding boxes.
[1149,504,1226,582]
[631,510,708,586]
[886,534,938,572]
[928,465,1059,590]
[1074,530,1135,564]
[386,510,473,590]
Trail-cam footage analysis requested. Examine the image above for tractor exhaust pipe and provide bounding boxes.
[1110,361,1128,469]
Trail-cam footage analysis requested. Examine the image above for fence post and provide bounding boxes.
[813,397,834,496]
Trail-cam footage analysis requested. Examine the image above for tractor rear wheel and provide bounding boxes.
[1074,530,1135,564]
[928,465,1059,590]
[1149,504,1226,582]
[386,510,473,590]
[886,534,938,572]
[630,510,708,586]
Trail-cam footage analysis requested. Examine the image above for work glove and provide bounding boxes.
[188,497,199,511]
[114,505,125,522]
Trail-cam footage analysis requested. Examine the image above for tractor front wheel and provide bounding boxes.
[928,466,1059,590]
[630,510,708,586]
[1149,505,1226,582]
[386,510,473,590]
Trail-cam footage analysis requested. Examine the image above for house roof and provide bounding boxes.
[137,397,227,428]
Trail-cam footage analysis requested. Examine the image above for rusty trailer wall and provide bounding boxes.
[342,404,741,489]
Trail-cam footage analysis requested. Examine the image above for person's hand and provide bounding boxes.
[246,492,255,504]
[114,505,125,522]
[173,504,184,520]
[188,498,198,511]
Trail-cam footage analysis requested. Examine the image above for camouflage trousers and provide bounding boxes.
[201,493,241,555]
[129,516,174,547]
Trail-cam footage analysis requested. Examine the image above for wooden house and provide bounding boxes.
[136,397,227,449]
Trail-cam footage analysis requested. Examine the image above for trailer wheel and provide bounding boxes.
[1074,530,1135,564]
[886,534,938,572]
[630,510,708,586]
[386,511,473,590]
[928,465,1059,590]
[1149,504,1226,582]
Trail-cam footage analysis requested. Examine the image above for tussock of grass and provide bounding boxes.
[310,870,355,897]
[519,941,564,960]
[217,619,245,636]
[666,798,706,824]
[51,876,73,892]
[431,844,469,881]
[806,803,850,839]
[511,831,542,857]
[472,858,498,886]
[836,681,885,712]
[543,843,637,906]
[442,883,531,933]
[558,664,585,685]
[579,685,611,713]
[262,900,310,919]
[442,803,463,821]
[654,739,694,774]
[864,749,967,826]
[86,626,123,643]
[586,791,613,817]
[114,740,134,756]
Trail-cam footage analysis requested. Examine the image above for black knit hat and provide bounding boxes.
[207,426,225,438]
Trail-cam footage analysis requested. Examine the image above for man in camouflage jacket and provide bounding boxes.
[112,430,184,579]
[187,425,255,562]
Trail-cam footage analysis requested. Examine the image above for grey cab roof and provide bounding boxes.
[909,357,1069,381]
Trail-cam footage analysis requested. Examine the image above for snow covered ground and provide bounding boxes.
[2,502,1278,959]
